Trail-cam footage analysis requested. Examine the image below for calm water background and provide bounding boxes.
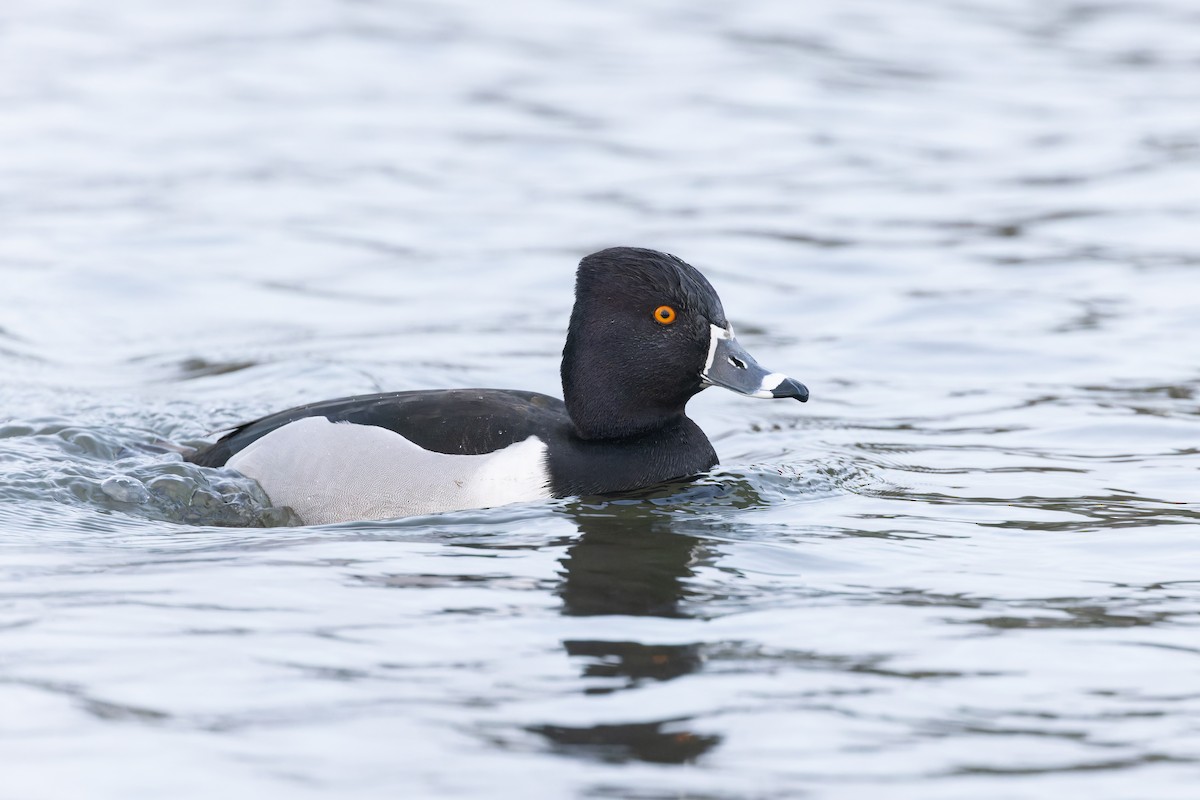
[2,1,1200,797]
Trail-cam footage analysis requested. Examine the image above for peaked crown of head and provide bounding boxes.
[573,247,729,328]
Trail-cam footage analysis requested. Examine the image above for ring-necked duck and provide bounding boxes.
[189,247,808,524]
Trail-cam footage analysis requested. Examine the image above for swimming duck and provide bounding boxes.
[189,247,808,523]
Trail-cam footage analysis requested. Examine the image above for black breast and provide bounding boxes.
[545,417,717,497]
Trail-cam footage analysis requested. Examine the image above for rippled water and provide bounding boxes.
[3,0,1200,797]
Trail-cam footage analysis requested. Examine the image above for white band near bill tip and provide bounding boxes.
[750,372,787,398]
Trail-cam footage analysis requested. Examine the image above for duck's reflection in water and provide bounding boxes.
[530,497,726,765]
[530,719,720,765]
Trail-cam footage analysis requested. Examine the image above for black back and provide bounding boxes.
[189,389,567,465]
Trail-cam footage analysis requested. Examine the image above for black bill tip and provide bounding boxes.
[773,377,809,403]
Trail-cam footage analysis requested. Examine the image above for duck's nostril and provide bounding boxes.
[728,356,746,370]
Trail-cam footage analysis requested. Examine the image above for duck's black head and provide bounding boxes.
[561,247,808,440]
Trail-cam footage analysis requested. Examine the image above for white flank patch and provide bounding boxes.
[702,323,734,376]
[750,372,788,398]
[227,417,552,525]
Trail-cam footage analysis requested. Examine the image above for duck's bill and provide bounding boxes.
[701,325,809,402]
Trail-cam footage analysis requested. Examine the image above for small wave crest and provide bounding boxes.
[0,417,298,528]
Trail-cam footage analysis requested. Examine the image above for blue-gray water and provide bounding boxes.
[3,1,1200,798]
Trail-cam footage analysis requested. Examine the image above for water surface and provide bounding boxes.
[2,1,1200,797]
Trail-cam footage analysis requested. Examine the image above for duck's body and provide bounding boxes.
[191,388,716,523]
[189,248,807,524]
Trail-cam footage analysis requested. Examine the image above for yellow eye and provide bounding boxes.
[654,305,677,325]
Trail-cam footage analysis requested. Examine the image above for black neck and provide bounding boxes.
[560,319,699,440]
[563,379,689,440]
